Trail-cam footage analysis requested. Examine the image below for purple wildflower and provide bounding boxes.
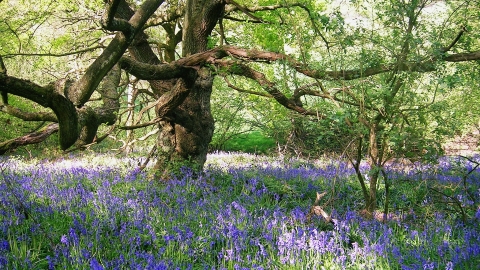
[60,235,68,245]
[0,240,9,251]
[90,258,104,270]
[68,228,79,246]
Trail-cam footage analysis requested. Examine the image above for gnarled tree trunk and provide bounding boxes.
[153,68,215,176]
[155,0,223,175]
[114,0,223,177]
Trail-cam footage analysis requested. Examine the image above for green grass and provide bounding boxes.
[221,131,276,154]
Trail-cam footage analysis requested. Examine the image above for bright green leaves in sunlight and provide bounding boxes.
[0,0,104,83]
[252,24,285,53]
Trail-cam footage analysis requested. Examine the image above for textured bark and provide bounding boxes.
[0,104,57,122]
[50,87,79,150]
[154,0,223,175]
[0,75,78,149]
[182,0,225,56]
[117,0,224,176]
[75,64,122,147]
[0,0,162,151]
[95,65,122,126]
[68,0,165,106]
[0,123,59,154]
[153,67,215,176]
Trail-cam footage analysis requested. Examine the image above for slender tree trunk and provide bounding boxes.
[351,136,370,209]
[365,121,390,215]
[124,85,135,154]
[367,166,380,214]
[366,123,381,214]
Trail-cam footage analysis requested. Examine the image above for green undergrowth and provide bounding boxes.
[0,153,478,269]
[220,131,276,154]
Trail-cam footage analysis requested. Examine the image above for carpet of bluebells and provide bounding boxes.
[0,152,479,269]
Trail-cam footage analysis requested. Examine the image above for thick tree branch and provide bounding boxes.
[95,64,121,125]
[69,0,165,106]
[0,123,59,155]
[444,51,480,62]
[0,64,122,150]
[0,104,57,122]
[0,74,55,108]
[218,60,321,116]
[156,77,192,118]
[0,76,73,146]
[102,0,133,34]
[119,56,189,80]
[120,44,480,84]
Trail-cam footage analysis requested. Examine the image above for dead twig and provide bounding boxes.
[307,191,337,225]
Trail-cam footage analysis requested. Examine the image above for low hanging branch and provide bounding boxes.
[222,75,273,98]
[217,60,319,116]
[121,44,480,86]
[0,123,59,154]
[0,104,57,122]
[0,75,78,150]
[1,0,165,152]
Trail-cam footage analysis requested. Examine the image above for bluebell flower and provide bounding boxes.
[60,234,68,245]
[423,260,435,270]
[164,234,175,244]
[90,258,104,270]
[81,249,91,261]
[231,201,248,216]
[0,240,9,251]
[68,227,80,246]
[46,255,56,270]
[475,206,480,220]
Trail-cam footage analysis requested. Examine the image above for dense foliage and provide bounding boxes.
[0,152,478,269]
[2,0,480,161]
